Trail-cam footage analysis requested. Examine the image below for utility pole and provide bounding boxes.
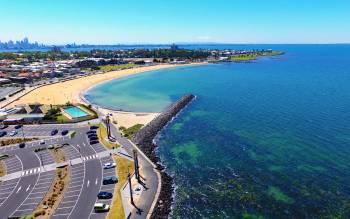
[133,150,140,182]
[105,114,111,139]
[128,173,134,206]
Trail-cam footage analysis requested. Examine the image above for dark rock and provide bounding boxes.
[132,94,195,219]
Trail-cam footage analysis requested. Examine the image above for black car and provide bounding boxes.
[103,176,118,185]
[0,125,8,130]
[90,140,99,145]
[90,126,99,130]
[19,142,25,148]
[86,130,96,135]
[51,129,58,136]
[14,124,23,129]
[0,131,7,137]
[89,136,98,141]
[97,191,113,199]
[61,130,69,136]
[87,133,98,138]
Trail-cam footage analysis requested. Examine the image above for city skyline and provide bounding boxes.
[1,0,350,44]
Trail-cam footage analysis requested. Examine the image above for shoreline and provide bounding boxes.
[8,62,205,128]
[8,62,206,108]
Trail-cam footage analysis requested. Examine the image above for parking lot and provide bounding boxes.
[0,178,20,206]
[0,122,130,219]
[36,149,55,166]
[11,170,56,217]
[3,155,23,174]
[51,163,85,219]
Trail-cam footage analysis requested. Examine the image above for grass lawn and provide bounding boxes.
[55,114,71,123]
[230,54,258,61]
[119,124,143,139]
[107,156,134,219]
[97,123,119,149]
[100,63,137,72]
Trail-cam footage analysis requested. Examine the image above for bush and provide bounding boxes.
[33,209,46,217]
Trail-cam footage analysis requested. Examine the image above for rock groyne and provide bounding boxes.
[132,94,195,218]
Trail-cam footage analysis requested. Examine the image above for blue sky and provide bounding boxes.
[1,0,350,44]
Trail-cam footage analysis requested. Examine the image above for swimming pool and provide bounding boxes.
[63,106,89,118]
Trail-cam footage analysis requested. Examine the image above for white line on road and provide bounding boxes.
[26,185,31,192]
[16,186,22,193]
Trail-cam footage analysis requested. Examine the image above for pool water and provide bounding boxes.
[63,106,89,118]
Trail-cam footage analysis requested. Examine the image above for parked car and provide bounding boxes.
[103,162,116,169]
[89,136,98,141]
[14,124,23,129]
[19,142,25,148]
[90,126,99,130]
[88,134,97,138]
[40,140,45,145]
[0,131,7,137]
[9,131,17,136]
[51,129,58,136]
[61,130,69,136]
[97,191,113,199]
[102,176,118,185]
[86,130,96,135]
[0,125,8,130]
[90,140,99,145]
[94,203,110,213]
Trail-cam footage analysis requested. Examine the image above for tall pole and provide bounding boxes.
[128,173,134,205]
[133,150,139,182]
[105,115,111,139]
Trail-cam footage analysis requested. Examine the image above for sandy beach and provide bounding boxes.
[8,63,201,128]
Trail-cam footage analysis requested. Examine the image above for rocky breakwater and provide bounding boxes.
[132,94,195,218]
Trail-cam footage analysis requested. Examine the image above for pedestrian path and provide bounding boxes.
[21,167,41,176]
[82,154,98,161]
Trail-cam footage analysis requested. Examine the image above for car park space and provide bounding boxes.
[36,149,55,166]
[3,155,23,174]
[0,178,20,206]
[61,145,81,160]
[52,163,85,218]
[89,142,106,153]
[11,170,56,218]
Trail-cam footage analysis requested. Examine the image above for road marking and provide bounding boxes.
[95,178,98,185]
[16,186,22,193]
[87,180,90,187]
[26,185,31,192]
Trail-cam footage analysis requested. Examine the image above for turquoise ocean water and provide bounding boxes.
[86,45,350,218]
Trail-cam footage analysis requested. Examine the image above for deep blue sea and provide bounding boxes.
[86,45,350,218]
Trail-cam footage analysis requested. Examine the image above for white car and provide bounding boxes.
[9,131,17,136]
[103,162,116,169]
[40,140,46,145]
